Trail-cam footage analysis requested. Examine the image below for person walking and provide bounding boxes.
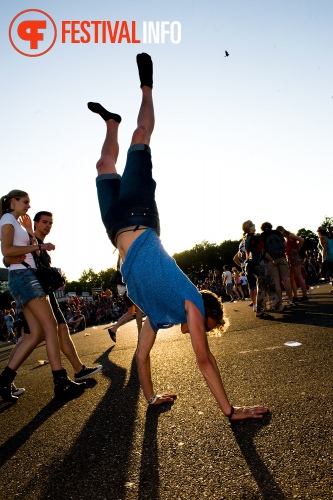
[4,211,102,393]
[0,191,86,402]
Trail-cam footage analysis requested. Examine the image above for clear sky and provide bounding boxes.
[1,1,332,281]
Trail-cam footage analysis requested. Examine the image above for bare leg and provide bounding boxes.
[20,298,62,371]
[8,325,43,368]
[135,308,143,335]
[57,323,83,373]
[130,53,154,146]
[136,317,175,404]
[96,119,120,175]
[130,87,154,146]
[290,266,308,297]
[108,304,135,342]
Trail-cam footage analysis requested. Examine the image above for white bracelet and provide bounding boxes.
[146,394,157,405]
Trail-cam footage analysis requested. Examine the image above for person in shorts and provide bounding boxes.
[0,191,86,401]
[88,53,268,421]
[4,211,102,387]
[260,222,294,307]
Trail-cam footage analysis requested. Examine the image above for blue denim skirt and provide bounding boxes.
[8,269,46,308]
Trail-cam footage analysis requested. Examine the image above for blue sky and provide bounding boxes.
[1,1,332,280]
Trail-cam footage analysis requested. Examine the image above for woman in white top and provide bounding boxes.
[0,189,85,401]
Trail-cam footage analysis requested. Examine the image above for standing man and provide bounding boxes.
[88,53,268,420]
[222,265,236,302]
[317,226,333,286]
[260,222,295,306]
[4,211,102,396]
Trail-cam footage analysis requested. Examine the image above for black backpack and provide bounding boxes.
[265,233,286,259]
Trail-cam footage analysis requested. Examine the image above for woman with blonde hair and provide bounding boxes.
[276,226,308,302]
[0,189,85,401]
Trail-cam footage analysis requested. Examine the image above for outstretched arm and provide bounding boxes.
[185,301,269,420]
[136,317,176,405]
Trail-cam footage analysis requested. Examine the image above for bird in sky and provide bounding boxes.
[224,50,229,57]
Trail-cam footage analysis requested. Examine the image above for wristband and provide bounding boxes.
[226,405,235,421]
[146,394,157,405]
[38,244,42,251]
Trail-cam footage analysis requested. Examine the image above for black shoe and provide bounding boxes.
[108,328,116,343]
[54,377,86,399]
[292,297,298,303]
[300,296,309,302]
[0,379,18,402]
[75,365,102,381]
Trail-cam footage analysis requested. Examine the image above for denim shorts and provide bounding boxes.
[22,290,66,334]
[8,269,46,309]
[96,144,160,247]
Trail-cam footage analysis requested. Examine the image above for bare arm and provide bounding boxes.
[290,233,304,252]
[186,300,269,420]
[1,224,55,257]
[136,317,176,405]
[4,254,27,266]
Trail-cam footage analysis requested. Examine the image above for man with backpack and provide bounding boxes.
[260,222,295,306]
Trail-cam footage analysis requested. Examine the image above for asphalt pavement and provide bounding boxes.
[0,284,332,499]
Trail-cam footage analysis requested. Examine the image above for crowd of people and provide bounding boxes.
[187,224,332,319]
[60,292,135,330]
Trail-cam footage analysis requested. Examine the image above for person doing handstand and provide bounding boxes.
[88,53,269,421]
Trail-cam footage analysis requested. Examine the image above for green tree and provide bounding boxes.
[296,228,318,250]
[65,266,117,295]
[173,239,240,277]
[321,216,333,238]
[65,280,81,295]
[217,240,240,270]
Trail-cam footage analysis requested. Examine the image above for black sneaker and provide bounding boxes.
[0,381,18,402]
[108,328,116,343]
[11,383,25,397]
[54,377,86,399]
[300,296,309,302]
[292,297,298,303]
[75,365,102,381]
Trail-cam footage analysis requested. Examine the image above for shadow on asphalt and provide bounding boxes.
[272,295,333,327]
[0,345,14,363]
[0,398,69,466]
[231,413,286,500]
[25,347,143,499]
[138,402,174,499]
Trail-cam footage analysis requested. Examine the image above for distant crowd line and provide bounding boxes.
[190,221,333,319]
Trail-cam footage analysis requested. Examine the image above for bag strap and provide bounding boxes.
[21,261,31,268]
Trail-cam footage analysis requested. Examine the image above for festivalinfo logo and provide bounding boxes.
[9,9,182,57]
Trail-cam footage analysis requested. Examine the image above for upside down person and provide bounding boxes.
[88,53,269,421]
